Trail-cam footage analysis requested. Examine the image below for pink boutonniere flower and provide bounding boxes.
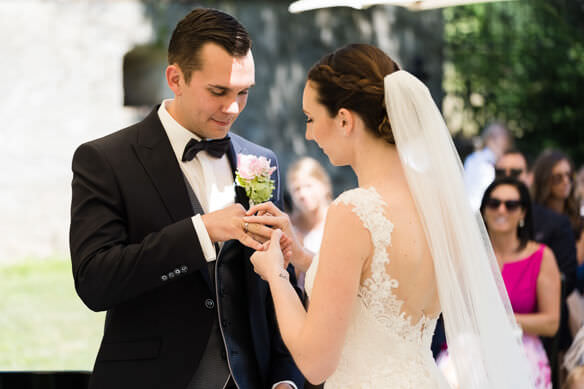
[236,154,277,206]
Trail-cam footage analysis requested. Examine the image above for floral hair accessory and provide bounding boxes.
[235,154,277,206]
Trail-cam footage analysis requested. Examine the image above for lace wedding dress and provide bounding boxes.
[304,187,451,389]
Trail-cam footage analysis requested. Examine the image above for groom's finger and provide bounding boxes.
[239,233,264,251]
[245,222,273,239]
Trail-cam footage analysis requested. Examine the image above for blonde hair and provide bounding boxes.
[286,157,333,202]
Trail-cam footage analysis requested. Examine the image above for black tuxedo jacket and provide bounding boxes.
[70,107,303,389]
[533,203,577,295]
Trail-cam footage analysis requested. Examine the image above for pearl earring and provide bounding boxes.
[519,219,525,228]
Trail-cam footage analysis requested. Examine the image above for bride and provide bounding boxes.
[245,43,534,388]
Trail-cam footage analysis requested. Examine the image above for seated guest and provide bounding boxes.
[564,325,584,389]
[482,177,561,389]
[497,149,577,290]
[463,122,511,212]
[497,150,578,361]
[495,149,530,184]
[576,166,584,218]
[286,157,332,256]
[438,176,561,389]
[533,150,584,267]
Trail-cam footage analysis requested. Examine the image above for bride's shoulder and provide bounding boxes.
[333,187,384,206]
[332,187,386,215]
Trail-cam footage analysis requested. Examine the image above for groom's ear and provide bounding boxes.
[166,64,183,96]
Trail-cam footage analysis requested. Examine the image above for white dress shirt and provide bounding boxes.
[463,147,496,212]
[158,101,297,389]
[158,100,235,262]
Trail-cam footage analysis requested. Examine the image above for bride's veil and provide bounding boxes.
[384,71,533,388]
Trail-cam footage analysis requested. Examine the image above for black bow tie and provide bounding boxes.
[182,136,231,161]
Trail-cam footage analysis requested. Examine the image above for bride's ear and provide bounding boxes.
[337,108,354,137]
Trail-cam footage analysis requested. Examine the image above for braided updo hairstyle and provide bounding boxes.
[307,43,400,144]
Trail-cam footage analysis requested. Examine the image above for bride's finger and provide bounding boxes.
[243,215,287,229]
[246,201,281,216]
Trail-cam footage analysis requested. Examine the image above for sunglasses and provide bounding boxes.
[495,168,524,179]
[551,171,572,185]
[484,198,523,212]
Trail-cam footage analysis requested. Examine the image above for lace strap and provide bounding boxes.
[333,187,394,262]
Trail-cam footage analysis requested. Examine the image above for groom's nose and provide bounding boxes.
[223,99,241,115]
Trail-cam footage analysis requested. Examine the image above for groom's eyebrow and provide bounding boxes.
[208,83,255,93]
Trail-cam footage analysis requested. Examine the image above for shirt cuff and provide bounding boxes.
[192,214,216,262]
[272,381,298,389]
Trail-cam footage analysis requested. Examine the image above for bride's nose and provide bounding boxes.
[305,126,313,141]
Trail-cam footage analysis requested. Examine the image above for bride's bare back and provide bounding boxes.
[364,184,441,325]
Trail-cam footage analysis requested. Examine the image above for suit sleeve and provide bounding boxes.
[69,142,208,312]
[265,152,305,388]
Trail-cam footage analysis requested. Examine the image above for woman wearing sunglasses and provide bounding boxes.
[532,150,584,266]
[480,176,561,389]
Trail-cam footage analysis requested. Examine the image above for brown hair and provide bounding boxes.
[287,157,333,202]
[307,43,400,144]
[168,8,251,83]
[532,149,582,236]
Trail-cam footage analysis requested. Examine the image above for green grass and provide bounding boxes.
[0,258,105,370]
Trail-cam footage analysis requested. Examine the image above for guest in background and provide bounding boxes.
[495,149,530,184]
[533,150,584,270]
[563,366,584,389]
[480,177,560,389]
[286,157,332,290]
[463,122,511,211]
[564,326,584,389]
[497,149,578,369]
[575,165,584,218]
[437,176,560,389]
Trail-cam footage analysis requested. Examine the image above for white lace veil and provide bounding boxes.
[384,70,534,388]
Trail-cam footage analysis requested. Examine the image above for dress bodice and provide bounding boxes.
[304,187,447,388]
[501,244,545,314]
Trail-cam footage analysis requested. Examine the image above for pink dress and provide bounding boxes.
[501,244,552,389]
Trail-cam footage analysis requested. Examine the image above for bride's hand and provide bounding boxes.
[245,202,313,272]
[250,229,286,283]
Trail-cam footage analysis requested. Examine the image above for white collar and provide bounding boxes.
[157,99,201,163]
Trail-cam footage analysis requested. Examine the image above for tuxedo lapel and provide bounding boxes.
[224,135,267,332]
[132,108,194,223]
[133,109,215,291]
[227,137,250,210]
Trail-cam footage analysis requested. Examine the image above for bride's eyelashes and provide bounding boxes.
[304,115,313,124]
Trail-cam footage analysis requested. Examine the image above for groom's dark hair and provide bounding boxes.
[168,8,252,84]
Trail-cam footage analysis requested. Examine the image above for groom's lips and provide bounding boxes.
[211,118,232,126]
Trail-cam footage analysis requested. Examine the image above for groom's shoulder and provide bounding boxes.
[229,132,277,160]
[78,107,160,152]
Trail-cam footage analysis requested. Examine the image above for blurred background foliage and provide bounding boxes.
[443,0,584,165]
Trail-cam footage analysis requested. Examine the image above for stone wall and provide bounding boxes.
[0,0,442,261]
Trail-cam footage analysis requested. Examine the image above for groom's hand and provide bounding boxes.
[244,202,313,272]
[202,204,273,251]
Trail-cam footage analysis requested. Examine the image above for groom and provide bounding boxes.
[69,8,303,389]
